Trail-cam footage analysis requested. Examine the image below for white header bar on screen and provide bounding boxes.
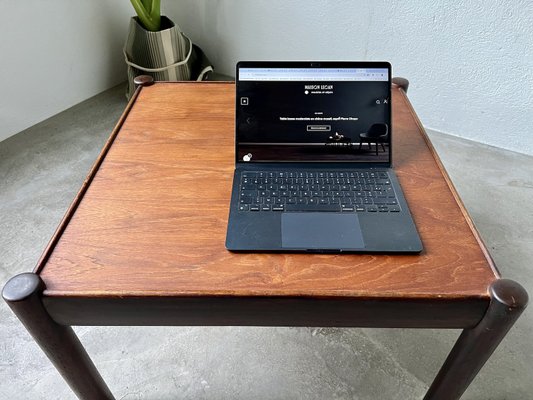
[239,68,388,81]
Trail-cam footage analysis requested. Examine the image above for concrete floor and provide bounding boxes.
[1,84,532,399]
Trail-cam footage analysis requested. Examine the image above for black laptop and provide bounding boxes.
[225,61,422,253]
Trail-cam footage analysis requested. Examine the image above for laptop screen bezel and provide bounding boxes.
[235,61,392,167]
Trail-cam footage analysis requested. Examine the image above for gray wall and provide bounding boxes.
[2,1,531,156]
[168,0,533,156]
[0,1,132,142]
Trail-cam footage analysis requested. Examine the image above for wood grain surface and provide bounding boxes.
[37,82,498,299]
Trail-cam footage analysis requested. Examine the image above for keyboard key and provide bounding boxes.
[239,205,249,211]
[372,198,388,204]
[285,204,341,212]
[250,205,260,211]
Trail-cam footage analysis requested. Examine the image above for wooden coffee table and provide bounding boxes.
[3,78,528,400]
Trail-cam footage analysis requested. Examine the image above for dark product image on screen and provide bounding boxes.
[237,67,390,163]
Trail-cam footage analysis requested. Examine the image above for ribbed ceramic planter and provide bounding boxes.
[124,16,192,98]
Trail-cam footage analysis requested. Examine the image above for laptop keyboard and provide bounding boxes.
[238,171,401,212]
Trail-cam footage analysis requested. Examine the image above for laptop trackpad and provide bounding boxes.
[281,213,364,250]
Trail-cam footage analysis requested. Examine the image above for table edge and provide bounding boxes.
[43,293,489,329]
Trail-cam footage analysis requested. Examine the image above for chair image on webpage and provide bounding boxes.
[359,123,389,155]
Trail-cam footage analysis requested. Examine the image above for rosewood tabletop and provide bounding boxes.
[38,82,497,300]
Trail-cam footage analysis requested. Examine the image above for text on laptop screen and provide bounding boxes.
[236,66,391,163]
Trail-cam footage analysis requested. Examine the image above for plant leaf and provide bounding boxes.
[141,0,152,12]
[150,0,161,24]
[130,0,159,31]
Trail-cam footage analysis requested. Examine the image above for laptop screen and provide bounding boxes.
[236,61,391,164]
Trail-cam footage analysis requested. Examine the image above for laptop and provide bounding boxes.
[225,61,422,253]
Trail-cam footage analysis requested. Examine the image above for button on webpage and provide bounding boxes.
[307,125,331,132]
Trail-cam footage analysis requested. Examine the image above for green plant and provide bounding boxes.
[130,0,161,31]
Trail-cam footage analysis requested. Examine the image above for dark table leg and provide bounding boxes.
[424,279,528,400]
[3,273,115,400]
